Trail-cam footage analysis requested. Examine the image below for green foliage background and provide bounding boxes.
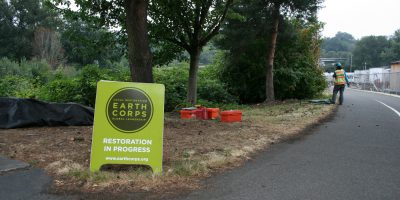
[0,58,237,111]
[216,0,327,103]
[0,0,337,111]
[321,30,400,71]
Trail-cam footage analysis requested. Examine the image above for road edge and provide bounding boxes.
[348,88,400,99]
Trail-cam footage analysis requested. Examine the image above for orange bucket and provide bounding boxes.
[207,108,220,119]
[180,110,194,119]
[221,110,242,123]
[194,108,209,120]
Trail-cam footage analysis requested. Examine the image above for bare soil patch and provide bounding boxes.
[0,101,335,199]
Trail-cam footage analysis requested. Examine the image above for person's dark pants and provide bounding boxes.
[332,85,345,105]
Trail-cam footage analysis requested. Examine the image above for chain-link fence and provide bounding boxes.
[351,72,400,95]
[325,72,400,95]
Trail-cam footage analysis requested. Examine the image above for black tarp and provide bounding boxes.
[308,99,333,104]
[0,97,94,129]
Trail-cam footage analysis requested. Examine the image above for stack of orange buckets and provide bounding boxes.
[180,107,241,123]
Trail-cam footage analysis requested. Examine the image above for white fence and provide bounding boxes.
[352,72,400,94]
[325,72,400,95]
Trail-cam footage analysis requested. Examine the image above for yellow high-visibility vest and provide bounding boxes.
[334,69,346,85]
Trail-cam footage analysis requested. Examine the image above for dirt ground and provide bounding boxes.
[0,101,335,198]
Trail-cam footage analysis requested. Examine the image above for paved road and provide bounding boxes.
[174,89,400,200]
[0,157,72,200]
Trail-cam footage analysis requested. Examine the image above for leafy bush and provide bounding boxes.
[0,76,36,98]
[103,59,131,82]
[0,58,51,98]
[37,65,116,106]
[154,63,238,111]
[76,65,114,107]
[216,51,267,103]
[0,57,238,110]
[0,58,21,78]
[198,78,238,104]
[52,66,79,78]
[197,63,239,106]
[39,77,80,103]
[0,57,50,79]
[274,67,327,100]
[154,65,188,111]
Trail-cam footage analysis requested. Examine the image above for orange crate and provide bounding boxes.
[180,110,194,119]
[194,108,209,120]
[221,110,242,123]
[207,108,220,119]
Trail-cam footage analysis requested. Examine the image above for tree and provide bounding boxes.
[383,29,400,62]
[0,0,60,60]
[263,0,321,102]
[320,32,356,71]
[149,0,233,105]
[0,0,16,58]
[125,0,153,82]
[60,19,124,66]
[217,0,325,103]
[322,32,356,52]
[32,27,64,68]
[352,36,389,69]
[51,0,153,82]
[391,29,400,58]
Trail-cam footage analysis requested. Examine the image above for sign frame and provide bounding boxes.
[90,81,165,174]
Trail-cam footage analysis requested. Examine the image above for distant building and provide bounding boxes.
[392,61,400,71]
[390,61,400,92]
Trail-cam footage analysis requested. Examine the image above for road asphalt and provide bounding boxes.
[0,156,73,200]
[1,89,399,200]
[173,89,400,200]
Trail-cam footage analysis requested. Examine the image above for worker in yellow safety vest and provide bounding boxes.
[331,63,350,105]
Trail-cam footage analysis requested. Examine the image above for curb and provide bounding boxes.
[348,88,400,99]
[0,156,30,173]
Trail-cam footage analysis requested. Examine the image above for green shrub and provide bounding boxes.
[0,57,51,80]
[198,78,238,104]
[104,57,131,82]
[217,54,266,103]
[274,67,327,100]
[154,63,238,111]
[76,65,113,107]
[154,65,188,111]
[38,77,81,103]
[0,76,36,98]
[0,57,239,110]
[198,62,238,104]
[37,65,116,106]
[0,58,21,78]
[52,66,79,78]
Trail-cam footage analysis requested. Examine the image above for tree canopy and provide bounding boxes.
[216,0,326,103]
[262,0,322,101]
[51,0,153,82]
[352,36,390,69]
[322,32,356,52]
[149,0,233,104]
[0,0,59,59]
[321,29,400,71]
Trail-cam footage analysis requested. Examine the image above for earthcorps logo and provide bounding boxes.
[106,88,153,133]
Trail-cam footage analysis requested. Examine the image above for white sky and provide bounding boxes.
[318,0,400,39]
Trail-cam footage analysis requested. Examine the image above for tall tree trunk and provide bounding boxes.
[265,4,280,102]
[187,48,201,105]
[125,0,153,83]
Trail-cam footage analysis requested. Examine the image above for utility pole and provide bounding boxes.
[363,62,367,89]
[350,55,353,72]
